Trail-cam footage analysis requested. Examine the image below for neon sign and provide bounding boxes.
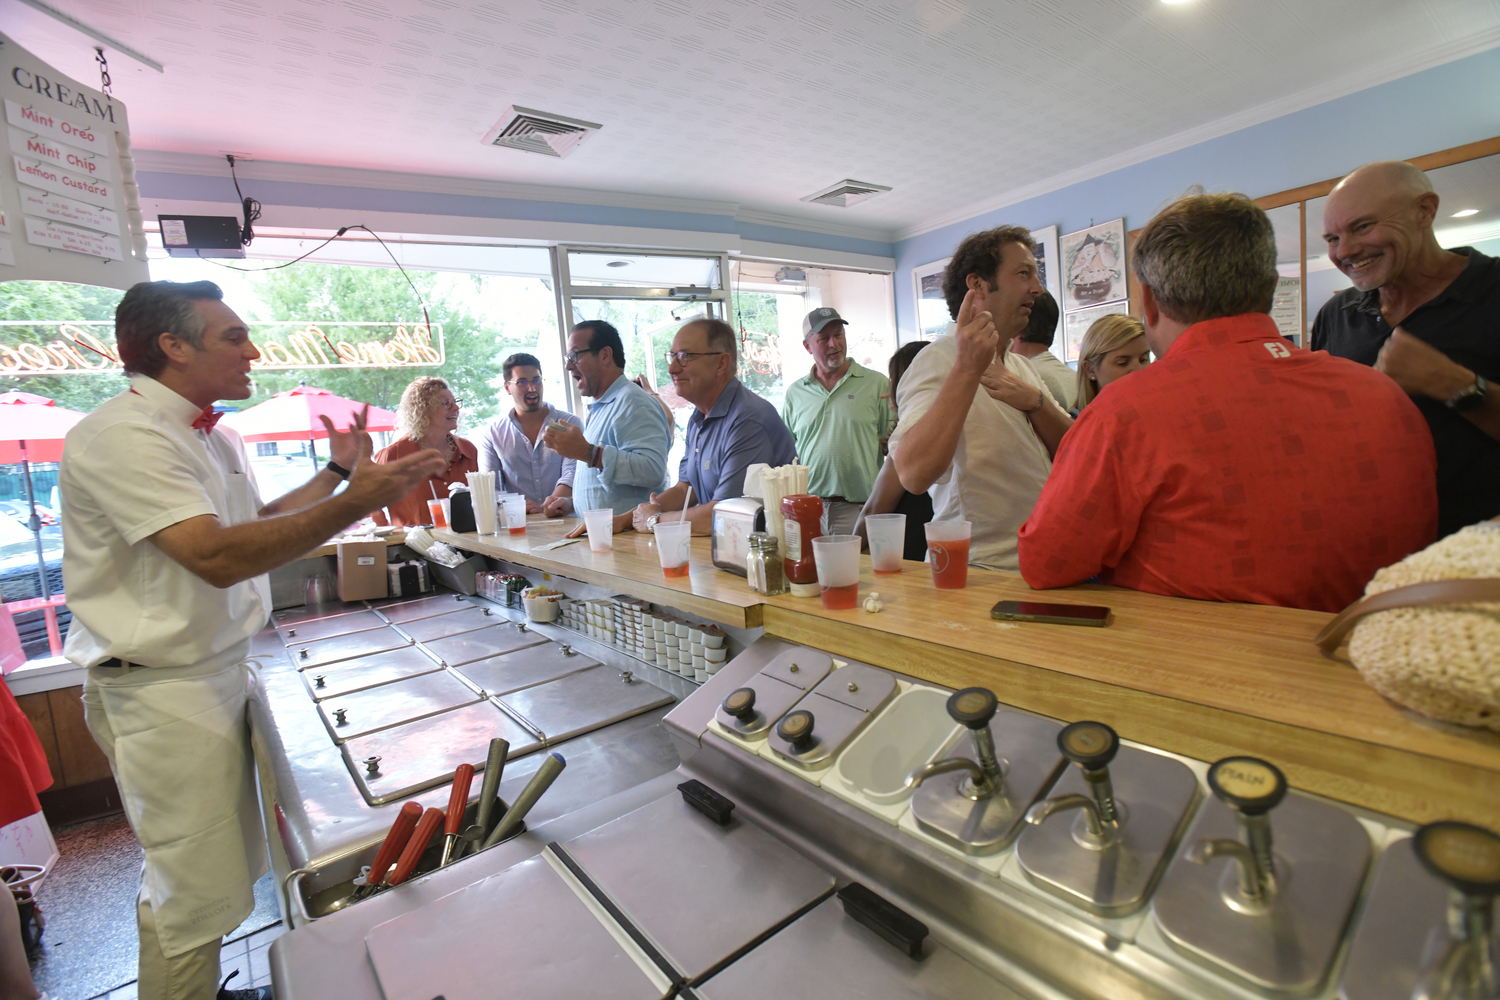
[0,321,445,376]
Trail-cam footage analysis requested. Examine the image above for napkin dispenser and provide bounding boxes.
[711,497,765,576]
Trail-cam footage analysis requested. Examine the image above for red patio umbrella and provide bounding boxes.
[0,391,87,629]
[220,385,397,472]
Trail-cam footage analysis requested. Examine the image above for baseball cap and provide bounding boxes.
[802,307,846,339]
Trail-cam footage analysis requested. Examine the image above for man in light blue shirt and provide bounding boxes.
[542,320,670,523]
[478,352,583,514]
[628,319,797,535]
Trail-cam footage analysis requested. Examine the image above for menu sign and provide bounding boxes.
[0,31,147,287]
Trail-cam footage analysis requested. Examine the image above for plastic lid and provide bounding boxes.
[722,687,757,721]
[1413,821,1500,897]
[1057,721,1118,770]
[1207,756,1287,814]
[777,709,817,751]
[946,687,998,729]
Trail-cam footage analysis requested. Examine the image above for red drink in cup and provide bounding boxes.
[662,563,690,579]
[820,582,860,609]
[924,520,972,590]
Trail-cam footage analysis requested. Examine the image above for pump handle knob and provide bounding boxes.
[723,687,757,722]
[946,687,998,730]
[1413,820,1500,898]
[777,709,817,752]
[1057,720,1118,770]
[1206,756,1287,815]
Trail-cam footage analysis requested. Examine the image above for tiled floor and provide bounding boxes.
[27,813,285,1000]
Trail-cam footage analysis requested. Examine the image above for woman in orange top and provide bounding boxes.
[374,376,479,526]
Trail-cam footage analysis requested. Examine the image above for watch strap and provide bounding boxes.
[1446,373,1488,412]
[325,460,351,480]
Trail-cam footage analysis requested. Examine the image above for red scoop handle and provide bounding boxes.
[388,807,445,886]
[445,764,475,837]
[367,802,422,887]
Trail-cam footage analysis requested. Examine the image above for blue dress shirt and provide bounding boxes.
[477,403,582,503]
[573,375,671,514]
[680,378,798,503]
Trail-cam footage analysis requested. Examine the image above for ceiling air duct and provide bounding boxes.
[800,179,893,208]
[482,106,602,158]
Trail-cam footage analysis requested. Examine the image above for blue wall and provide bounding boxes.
[894,49,1500,340]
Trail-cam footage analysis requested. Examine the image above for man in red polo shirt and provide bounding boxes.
[1018,193,1437,613]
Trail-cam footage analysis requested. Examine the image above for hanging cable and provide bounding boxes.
[226,155,261,246]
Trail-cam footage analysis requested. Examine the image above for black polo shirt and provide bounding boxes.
[1311,246,1500,536]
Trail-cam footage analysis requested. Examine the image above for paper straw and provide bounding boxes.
[678,483,694,522]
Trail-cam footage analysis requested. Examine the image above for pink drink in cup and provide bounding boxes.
[812,535,862,610]
[924,520,971,589]
[654,521,692,579]
[427,498,447,528]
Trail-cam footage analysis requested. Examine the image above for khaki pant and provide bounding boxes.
[823,499,862,536]
[137,893,222,1000]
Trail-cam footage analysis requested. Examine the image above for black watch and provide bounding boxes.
[1446,373,1489,412]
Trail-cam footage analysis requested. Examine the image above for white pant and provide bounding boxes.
[136,891,223,1000]
[83,644,267,996]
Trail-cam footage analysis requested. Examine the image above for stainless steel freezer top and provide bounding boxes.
[317,669,482,743]
[559,789,835,982]
[301,645,443,701]
[420,622,547,666]
[287,627,413,670]
[370,593,476,624]
[363,855,667,1000]
[695,895,1022,1000]
[397,605,504,642]
[276,609,386,645]
[454,642,600,696]
[500,665,674,745]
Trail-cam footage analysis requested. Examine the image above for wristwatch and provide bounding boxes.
[645,513,660,532]
[1446,373,1489,412]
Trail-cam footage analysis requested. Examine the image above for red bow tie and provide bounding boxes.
[192,406,222,433]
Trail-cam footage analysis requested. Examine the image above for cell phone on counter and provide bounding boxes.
[990,599,1112,627]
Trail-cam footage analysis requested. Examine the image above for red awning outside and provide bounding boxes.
[220,385,397,442]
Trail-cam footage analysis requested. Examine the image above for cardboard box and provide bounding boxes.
[337,540,388,601]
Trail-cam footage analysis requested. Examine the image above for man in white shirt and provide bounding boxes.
[477,352,583,515]
[61,280,443,1000]
[890,226,1071,572]
[1008,291,1077,410]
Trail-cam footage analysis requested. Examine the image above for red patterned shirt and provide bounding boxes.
[1018,313,1437,612]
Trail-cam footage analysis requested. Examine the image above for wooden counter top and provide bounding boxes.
[438,520,1499,828]
[432,519,764,628]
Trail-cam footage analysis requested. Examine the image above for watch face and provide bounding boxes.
[1450,374,1489,412]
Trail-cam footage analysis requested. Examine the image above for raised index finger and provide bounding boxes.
[956,286,981,327]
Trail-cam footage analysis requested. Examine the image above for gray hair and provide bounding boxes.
[683,318,739,374]
[114,280,223,377]
[1131,193,1278,324]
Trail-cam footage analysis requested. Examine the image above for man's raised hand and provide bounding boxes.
[954,286,999,376]
[344,434,447,513]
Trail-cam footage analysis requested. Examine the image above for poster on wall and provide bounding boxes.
[912,257,951,339]
[1271,275,1301,345]
[0,31,148,288]
[1061,301,1131,364]
[1029,225,1062,307]
[1060,218,1127,312]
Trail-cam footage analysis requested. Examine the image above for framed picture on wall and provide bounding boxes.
[1060,219,1128,312]
[1030,225,1063,307]
[1061,301,1131,363]
[912,257,951,339]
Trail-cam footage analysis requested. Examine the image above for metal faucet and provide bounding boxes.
[1188,756,1287,904]
[905,688,1006,799]
[1411,821,1500,1000]
[1025,720,1122,847]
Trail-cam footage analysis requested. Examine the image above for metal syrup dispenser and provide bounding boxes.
[1152,756,1372,995]
[904,687,1065,855]
[1016,721,1199,917]
[766,663,897,770]
[713,648,834,740]
[1339,821,1500,1000]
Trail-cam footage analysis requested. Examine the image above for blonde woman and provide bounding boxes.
[1075,314,1151,408]
[374,376,479,526]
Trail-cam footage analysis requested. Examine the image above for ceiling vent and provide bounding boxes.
[801,179,893,208]
[482,106,602,158]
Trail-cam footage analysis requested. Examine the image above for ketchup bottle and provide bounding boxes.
[781,494,824,597]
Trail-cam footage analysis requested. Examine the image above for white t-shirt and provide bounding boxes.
[889,325,1053,573]
[61,376,271,668]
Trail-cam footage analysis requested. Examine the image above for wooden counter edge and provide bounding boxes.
[761,605,1499,829]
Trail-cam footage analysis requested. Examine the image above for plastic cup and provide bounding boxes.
[812,534,862,610]
[502,495,527,535]
[865,513,907,574]
[427,498,448,528]
[654,521,693,579]
[924,520,972,589]
[582,509,614,552]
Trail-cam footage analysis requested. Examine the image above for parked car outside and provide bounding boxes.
[0,499,57,526]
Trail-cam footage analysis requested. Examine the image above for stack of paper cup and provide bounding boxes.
[466,472,498,534]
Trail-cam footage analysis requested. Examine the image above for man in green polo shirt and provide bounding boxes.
[781,307,892,535]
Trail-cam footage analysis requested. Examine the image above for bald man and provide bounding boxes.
[1312,160,1500,536]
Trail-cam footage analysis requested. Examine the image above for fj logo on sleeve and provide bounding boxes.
[1263,342,1291,358]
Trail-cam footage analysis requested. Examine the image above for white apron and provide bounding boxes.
[83,647,266,958]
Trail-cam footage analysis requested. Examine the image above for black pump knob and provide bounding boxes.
[1058,721,1118,771]
[1207,756,1288,815]
[723,687,757,722]
[1413,821,1500,899]
[947,687,999,730]
[777,710,817,752]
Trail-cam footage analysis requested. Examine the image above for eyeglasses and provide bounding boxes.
[565,347,600,365]
[664,350,726,366]
[508,377,544,389]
